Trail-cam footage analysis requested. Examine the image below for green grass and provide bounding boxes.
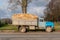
[0,24,18,30]
[0,22,60,31]
[54,22,60,31]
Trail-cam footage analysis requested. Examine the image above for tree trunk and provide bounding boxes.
[22,6,27,13]
[22,0,27,14]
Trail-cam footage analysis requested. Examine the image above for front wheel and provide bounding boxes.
[46,27,52,32]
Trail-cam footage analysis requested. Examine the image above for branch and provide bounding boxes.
[17,0,22,5]
[27,0,32,4]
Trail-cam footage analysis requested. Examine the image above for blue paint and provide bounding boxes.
[38,18,54,29]
[46,21,54,28]
[39,22,46,29]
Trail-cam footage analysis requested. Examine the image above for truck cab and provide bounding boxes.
[39,18,46,29]
[39,18,54,32]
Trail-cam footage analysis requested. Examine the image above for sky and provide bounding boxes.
[0,0,50,19]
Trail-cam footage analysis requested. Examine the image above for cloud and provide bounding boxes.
[27,0,50,17]
[28,0,50,7]
[0,0,22,19]
[27,7,46,17]
[0,0,9,9]
[0,0,50,19]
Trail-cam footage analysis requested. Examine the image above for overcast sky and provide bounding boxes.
[0,0,50,19]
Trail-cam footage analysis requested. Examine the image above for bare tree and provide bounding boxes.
[8,0,31,13]
[45,0,60,22]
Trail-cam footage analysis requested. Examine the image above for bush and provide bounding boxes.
[0,18,12,27]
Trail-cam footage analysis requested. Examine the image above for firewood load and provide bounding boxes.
[12,13,38,20]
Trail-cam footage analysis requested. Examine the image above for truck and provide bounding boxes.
[12,13,54,33]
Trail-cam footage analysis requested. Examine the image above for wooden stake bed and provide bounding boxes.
[12,14,38,26]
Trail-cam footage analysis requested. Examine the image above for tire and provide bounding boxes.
[19,26,26,33]
[46,27,52,32]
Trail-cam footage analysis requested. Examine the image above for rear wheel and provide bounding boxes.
[19,26,26,33]
[46,27,52,32]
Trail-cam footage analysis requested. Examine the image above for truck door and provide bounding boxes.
[39,18,46,29]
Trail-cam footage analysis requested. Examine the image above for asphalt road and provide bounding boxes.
[0,32,60,40]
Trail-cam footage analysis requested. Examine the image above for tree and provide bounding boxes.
[45,0,60,22]
[0,20,1,26]
[8,0,31,13]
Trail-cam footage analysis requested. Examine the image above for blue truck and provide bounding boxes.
[12,14,54,33]
[39,18,54,32]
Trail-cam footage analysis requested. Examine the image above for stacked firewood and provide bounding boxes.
[12,13,38,20]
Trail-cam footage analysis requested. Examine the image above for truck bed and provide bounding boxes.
[12,19,37,26]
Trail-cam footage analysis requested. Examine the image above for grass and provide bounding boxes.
[54,22,60,31]
[0,22,60,31]
[0,24,18,30]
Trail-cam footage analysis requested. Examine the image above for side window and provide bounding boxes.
[40,19,43,22]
